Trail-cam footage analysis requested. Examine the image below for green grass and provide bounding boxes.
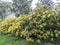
[0,34,60,45]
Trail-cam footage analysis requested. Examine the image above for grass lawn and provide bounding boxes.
[0,34,60,45]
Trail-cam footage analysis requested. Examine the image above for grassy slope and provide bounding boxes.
[0,34,59,45]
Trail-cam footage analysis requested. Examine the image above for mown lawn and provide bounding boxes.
[0,34,60,45]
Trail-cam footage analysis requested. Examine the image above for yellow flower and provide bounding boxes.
[55,34,59,37]
[47,14,51,17]
[58,31,60,34]
[45,11,49,13]
[40,31,43,34]
[57,23,59,25]
[26,37,34,42]
[26,38,29,41]
[20,35,23,37]
[39,25,43,28]
[29,38,34,42]
[55,30,57,32]
[15,31,19,36]
[42,15,46,18]
[43,23,46,26]
[51,38,53,41]
[51,23,53,25]
[47,31,50,35]
[43,35,46,39]
[37,40,40,43]
[38,35,42,39]
[51,34,53,37]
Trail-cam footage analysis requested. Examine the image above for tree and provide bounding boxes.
[11,0,32,16]
[0,0,32,20]
[0,1,12,20]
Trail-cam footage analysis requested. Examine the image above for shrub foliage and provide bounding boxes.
[0,5,60,43]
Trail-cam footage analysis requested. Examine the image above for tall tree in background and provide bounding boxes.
[0,0,32,20]
[0,1,12,20]
[11,0,32,16]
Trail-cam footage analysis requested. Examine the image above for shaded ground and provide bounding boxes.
[0,34,59,45]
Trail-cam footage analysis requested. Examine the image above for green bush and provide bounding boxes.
[0,5,60,43]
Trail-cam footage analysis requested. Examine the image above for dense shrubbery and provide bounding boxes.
[0,5,60,43]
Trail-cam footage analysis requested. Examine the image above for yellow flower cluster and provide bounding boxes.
[0,4,60,43]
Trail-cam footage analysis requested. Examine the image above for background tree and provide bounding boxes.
[0,1,12,20]
[11,0,32,16]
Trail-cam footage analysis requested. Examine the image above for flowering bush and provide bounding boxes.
[0,5,60,43]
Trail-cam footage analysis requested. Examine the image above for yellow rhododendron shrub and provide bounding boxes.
[0,5,60,42]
